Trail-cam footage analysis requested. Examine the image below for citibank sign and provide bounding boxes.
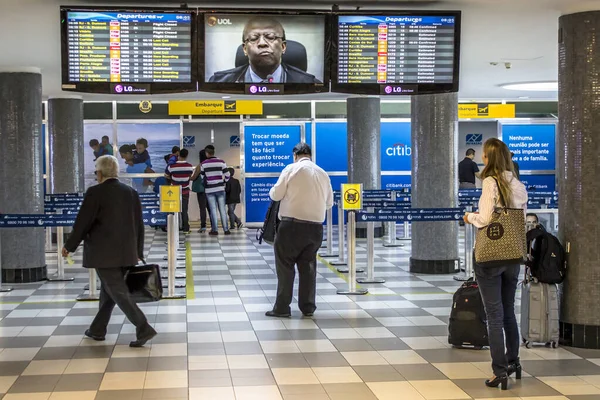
[386,143,412,157]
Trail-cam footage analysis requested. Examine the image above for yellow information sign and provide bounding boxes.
[168,100,263,116]
[458,104,515,119]
[160,185,182,213]
[341,183,363,211]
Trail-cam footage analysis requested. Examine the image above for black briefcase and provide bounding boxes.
[125,264,163,303]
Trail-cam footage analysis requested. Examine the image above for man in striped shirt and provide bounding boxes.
[201,146,231,236]
[165,148,195,234]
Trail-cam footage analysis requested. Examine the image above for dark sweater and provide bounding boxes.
[225,178,242,204]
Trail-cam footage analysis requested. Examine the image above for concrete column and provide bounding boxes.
[0,69,46,283]
[48,97,85,239]
[558,11,600,349]
[48,97,85,195]
[347,97,382,238]
[410,93,459,274]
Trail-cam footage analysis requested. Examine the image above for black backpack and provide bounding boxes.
[256,201,280,245]
[526,227,567,284]
[448,278,489,349]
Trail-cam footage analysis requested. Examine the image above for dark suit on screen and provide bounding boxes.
[209,62,321,84]
[65,179,155,339]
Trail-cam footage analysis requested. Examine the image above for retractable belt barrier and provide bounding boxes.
[0,192,179,300]
[337,207,468,296]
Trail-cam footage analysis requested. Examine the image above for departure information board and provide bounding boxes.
[337,15,457,85]
[66,11,192,83]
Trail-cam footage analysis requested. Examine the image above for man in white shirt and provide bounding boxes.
[266,143,334,318]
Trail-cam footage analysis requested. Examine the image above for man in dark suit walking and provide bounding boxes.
[62,155,157,347]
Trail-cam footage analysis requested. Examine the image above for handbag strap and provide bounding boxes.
[491,176,508,209]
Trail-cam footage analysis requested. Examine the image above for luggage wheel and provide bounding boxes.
[545,341,558,349]
[524,340,532,349]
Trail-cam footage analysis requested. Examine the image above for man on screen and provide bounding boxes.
[208,16,321,84]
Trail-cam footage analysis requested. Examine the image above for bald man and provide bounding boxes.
[209,16,321,84]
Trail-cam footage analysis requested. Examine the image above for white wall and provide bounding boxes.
[458,121,499,188]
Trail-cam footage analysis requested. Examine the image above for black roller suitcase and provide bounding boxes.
[448,279,489,349]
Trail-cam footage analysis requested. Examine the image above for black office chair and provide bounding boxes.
[234,40,308,72]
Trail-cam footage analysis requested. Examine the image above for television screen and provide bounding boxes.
[332,12,461,95]
[200,12,329,94]
[61,7,197,94]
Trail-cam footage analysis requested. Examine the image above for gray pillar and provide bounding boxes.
[48,97,85,239]
[0,69,46,283]
[347,97,382,238]
[48,97,85,195]
[558,11,600,349]
[409,93,459,274]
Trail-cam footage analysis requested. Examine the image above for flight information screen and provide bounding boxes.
[337,15,457,84]
[65,11,192,83]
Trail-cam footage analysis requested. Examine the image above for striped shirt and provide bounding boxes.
[166,161,195,196]
[201,157,230,194]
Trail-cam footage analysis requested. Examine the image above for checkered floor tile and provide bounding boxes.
[0,226,599,400]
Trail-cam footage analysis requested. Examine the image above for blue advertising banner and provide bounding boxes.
[381,122,411,172]
[520,174,556,192]
[244,177,278,224]
[381,175,411,190]
[315,123,348,172]
[503,124,556,171]
[305,122,312,149]
[327,175,347,225]
[244,125,301,173]
[315,122,412,173]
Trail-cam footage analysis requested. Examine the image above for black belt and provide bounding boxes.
[281,217,322,225]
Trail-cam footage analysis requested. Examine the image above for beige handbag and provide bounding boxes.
[474,177,527,266]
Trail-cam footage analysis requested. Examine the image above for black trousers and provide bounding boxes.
[89,267,155,339]
[181,194,190,231]
[475,263,521,376]
[196,192,209,229]
[273,219,323,314]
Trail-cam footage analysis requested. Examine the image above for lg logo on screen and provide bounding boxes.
[114,85,134,93]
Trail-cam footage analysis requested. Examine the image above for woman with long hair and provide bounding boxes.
[463,138,528,390]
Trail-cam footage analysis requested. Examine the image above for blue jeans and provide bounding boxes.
[207,191,229,233]
[475,263,521,377]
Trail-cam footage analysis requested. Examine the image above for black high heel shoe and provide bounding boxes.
[507,362,522,379]
[485,374,508,390]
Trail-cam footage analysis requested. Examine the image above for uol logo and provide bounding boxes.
[386,142,411,157]
[466,133,483,145]
[207,16,232,26]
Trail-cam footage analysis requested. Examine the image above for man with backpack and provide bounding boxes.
[526,224,566,284]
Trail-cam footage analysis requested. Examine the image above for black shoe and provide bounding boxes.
[485,374,508,390]
[224,230,231,235]
[84,329,105,341]
[507,362,522,379]
[237,222,243,229]
[129,328,157,348]
[302,312,314,317]
[265,310,291,318]
[209,231,219,236]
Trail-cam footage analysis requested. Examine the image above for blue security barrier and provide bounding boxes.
[0,210,168,228]
[332,189,558,210]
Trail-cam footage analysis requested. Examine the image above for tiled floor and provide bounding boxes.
[1,226,600,399]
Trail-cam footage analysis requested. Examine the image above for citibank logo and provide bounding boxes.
[386,142,412,157]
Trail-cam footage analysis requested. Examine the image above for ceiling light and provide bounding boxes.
[501,82,558,92]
